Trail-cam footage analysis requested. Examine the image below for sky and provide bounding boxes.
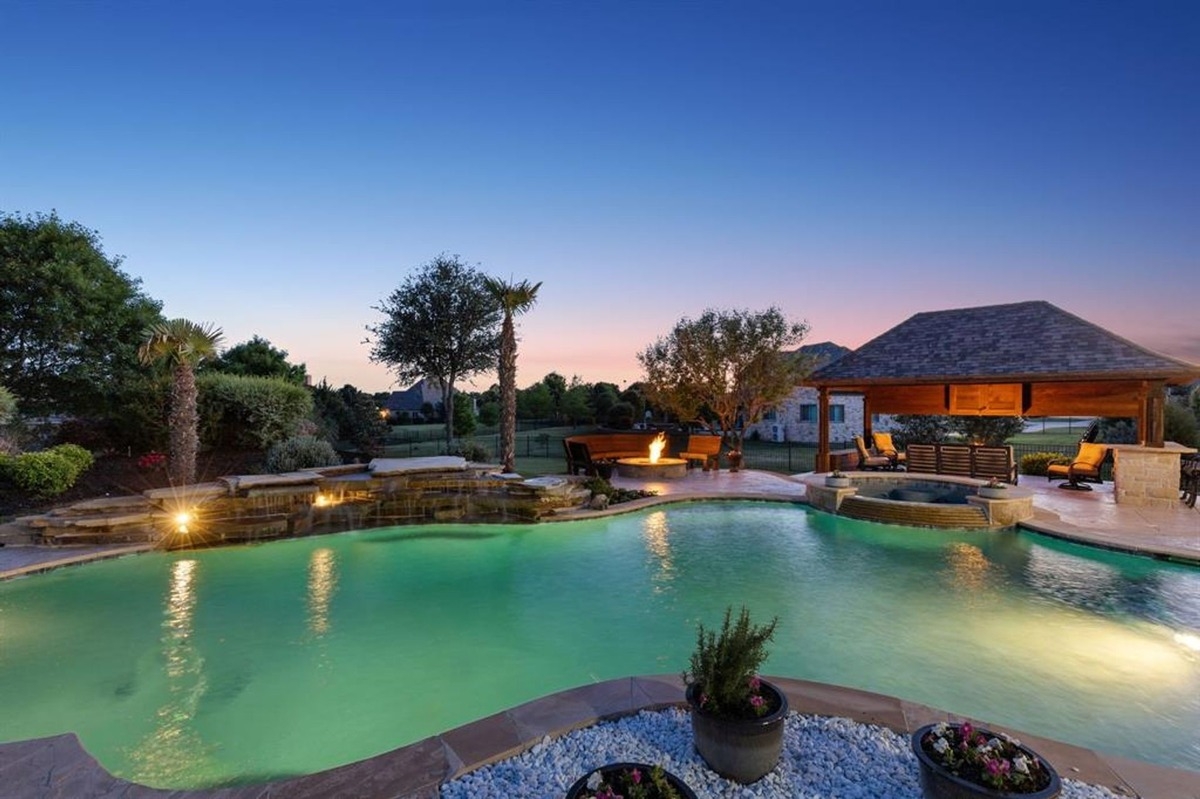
[3,1,1197,394]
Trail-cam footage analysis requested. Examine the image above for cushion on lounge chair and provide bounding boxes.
[854,435,892,470]
[872,432,906,465]
[1047,442,1108,485]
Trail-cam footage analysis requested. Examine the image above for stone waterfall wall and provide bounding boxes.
[15,457,591,549]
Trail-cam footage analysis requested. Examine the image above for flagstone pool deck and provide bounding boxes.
[2,469,1198,798]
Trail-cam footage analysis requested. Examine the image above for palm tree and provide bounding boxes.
[138,319,224,485]
[483,277,541,472]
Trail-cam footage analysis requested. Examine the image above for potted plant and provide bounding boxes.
[565,762,696,799]
[825,469,851,488]
[683,606,788,784]
[977,478,1008,499]
[726,449,744,472]
[912,721,1062,799]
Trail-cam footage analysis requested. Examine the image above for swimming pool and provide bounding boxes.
[1,501,1198,788]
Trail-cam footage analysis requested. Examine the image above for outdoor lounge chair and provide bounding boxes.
[871,432,906,468]
[853,436,892,470]
[1046,441,1109,491]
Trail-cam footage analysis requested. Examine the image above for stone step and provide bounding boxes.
[838,496,990,529]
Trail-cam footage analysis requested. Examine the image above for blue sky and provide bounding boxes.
[3,1,1197,392]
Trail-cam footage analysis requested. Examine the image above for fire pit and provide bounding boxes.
[614,432,688,479]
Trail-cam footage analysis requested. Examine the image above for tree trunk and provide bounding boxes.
[498,315,517,472]
[169,363,199,485]
[442,380,455,453]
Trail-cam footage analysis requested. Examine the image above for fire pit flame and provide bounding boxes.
[648,432,667,464]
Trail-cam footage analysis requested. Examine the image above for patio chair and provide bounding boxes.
[871,432,906,468]
[853,435,892,471]
[1046,442,1109,491]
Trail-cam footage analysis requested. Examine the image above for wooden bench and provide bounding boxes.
[902,443,1018,484]
[678,434,722,470]
[563,433,663,476]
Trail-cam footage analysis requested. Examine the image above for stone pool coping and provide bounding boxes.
[3,675,1197,798]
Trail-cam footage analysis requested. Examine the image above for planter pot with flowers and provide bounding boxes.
[726,450,744,472]
[977,478,1009,500]
[912,722,1061,799]
[825,470,851,488]
[683,606,788,784]
[565,762,696,799]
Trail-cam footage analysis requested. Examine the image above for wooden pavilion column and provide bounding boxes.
[1140,381,1167,447]
[816,386,830,472]
[862,393,873,443]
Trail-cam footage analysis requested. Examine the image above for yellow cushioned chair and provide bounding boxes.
[854,435,893,470]
[871,432,906,467]
[1046,442,1109,491]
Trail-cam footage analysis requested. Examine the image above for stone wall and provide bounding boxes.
[15,457,591,549]
[1111,443,1195,508]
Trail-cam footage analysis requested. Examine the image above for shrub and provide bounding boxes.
[50,443,94,478]
[452,440,491,463]
[198,373,314,450]
[0,450,78,498]
[1021,451,1068,476]
[265,435,341,473]
[1165,401,1199,448]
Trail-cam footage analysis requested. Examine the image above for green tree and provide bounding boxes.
[452,391,478,438]
[0,211,163,415]
[542,372,568,420]
[0,385,16,426]
[949,416,1026,445]
[367,255,500,451]
[483,276,541,472]
[638,307,809,452]
[561,378,593,425]
[1165,401,1199,448]
[310,382,389,457]
[892,415,952,446]
[138,319,224,485]
[590,382,620,423]
[210,335,308,384]
[516,382,554,420]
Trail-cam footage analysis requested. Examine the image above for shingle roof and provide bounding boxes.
[811,301,1200,385]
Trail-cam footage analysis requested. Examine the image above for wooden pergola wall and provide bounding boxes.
[814,378,1168,472]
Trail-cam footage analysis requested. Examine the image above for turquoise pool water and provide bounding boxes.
[1,502,1198,788]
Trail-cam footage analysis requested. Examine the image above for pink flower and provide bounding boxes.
[748,675,762,692]
[629,768,641,784]
[750,695,765,709]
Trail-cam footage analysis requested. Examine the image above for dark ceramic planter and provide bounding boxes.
[686,679,788,784]
[911,724,1062,799]
[564,762,696,799]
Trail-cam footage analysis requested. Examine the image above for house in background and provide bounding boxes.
[384,379,444,421]
[746,342,896,444]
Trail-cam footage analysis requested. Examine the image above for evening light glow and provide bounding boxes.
[2,2,1197,390]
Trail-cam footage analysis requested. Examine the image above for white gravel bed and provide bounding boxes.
[440,708,1125,798]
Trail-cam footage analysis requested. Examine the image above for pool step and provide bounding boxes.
[837,496,990,528]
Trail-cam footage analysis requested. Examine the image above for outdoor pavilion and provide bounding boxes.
[808,301,1200,506]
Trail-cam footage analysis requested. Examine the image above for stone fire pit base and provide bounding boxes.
[615,457,688,480]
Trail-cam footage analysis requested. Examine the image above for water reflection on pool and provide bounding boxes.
[0,501,1197,788]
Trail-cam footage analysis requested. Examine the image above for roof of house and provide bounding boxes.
[810,301,1200,386]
